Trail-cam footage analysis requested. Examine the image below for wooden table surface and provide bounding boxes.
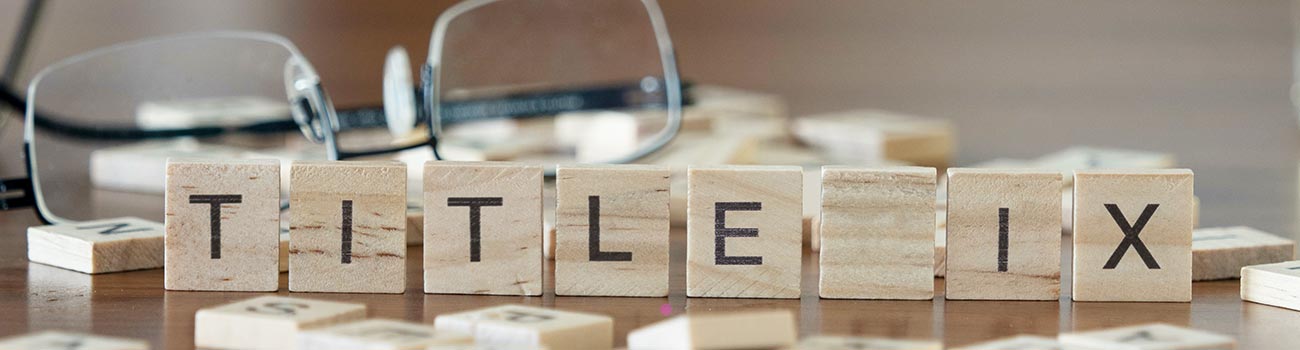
[3,1,1300,349]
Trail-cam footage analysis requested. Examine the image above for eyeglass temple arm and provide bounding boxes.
[0,177,33,210]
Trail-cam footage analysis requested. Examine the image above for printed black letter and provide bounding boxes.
[588,196,632,262]
[189,194,242,259]
[448,197,504,262]
[715,202,762,265]
[1102,203,1161,269]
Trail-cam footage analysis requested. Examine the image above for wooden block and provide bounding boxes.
[90,139,248,194]
[686,165,802,298]
[945,168,1062,300]
[1072,169,1193,302]
[819,166,936,300]
[424,162,543,295]
[1241,260,1300,312]
[627,309,796,350]
[789,335,942,350]
[555,164,671,297]
[953,335,1061,350]
[0,331,149,350]
[936,210,948,278]
[1034,147,1175,185]
[406,207,424,246]
[426,345,547,350]
[298,319,472,350]
[433,304,612,350]
[195,295,366,350]
[793,109,953,168]
[164,159,280,291]
[27,217,164,274]
[1058,323,1235,350]
[1192,227,1295,281]
[289,161,407,294]
[279,229,290,273]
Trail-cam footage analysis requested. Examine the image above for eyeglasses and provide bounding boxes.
[0,0,683,225]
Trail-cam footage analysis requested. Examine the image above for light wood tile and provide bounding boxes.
[289,161,407,294]
[195,295,366,350]
[433,304,612,350]
[424,162,543,295]
[686,165,802,299]
[1192,227,1295,281]
[164,159,280,291]
[787,335,942,350]
[954,335,1061,350]
[1241,260,1300,312]
[297,319,471,350]
[1072,169,1194,302]
[627,309,797,350]
[27,217,164,274]
[1058,323,1234,350]
[0,331,148,350]
[554,164,671,297]
[819,166,936,300]
[945,168,1061,300]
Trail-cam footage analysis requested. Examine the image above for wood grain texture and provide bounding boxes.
[554,164,670,297]
[27,217,164,274]
[951,335,1061,350]
[164,159,279,291]
[627,309,797,350]
[0,331,149,350]
[297,319,471,350]
[1241,260,1300,313]
[792,335,943,350]
[1057,323,1235,350]
[433,304,612,350]
[195,295,367,350]
[945,168,1061,300]
[1073,169,1194,302]
[1192,227,1295,281]
[289,161,407,294]
[686,165,802,299]
[819,166,936,300]
[424,162,543,296]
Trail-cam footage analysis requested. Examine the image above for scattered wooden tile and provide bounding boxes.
[289,161,407,294]
[791,335,942,350]
[1072,169,1194,302]
[90,139,248,194]
[554,164,671,297]
[27,217,164,274]
[434,304,612,350]
[298,319,471,350]
[793,109,954,168]
[406,207,424,246]
[819,166,936,300]
[936,210,948,278]
[279,229,289,273]
[945,169,1062,300]
[0,330,148,350]
[425,344,547,350]
[1192,227,1295,281]
[1058,323,1235,350]
[424,162,543,295]
[686,165,802,298]
[1034,147,1175,185]
[627,309,796,350]
[952,335,1060,350]
[164,159,280,291]
[1241,260,1300,312]
[195,295,366,350]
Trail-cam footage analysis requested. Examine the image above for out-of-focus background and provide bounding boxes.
[2,0,1295,232]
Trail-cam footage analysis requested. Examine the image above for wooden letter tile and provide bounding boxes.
[195,295,366,350]
[686,165,802,299]
[945,168,1062,300]
[1192,226,1295,281]
[289,161,407,294]
[433,304,612,350]
[279,229,289,273]
[1072,169,1194,302]
[1241,260,1300,312]
[819,166,936,300]
[627,309,797,349]
[953,335,1061,350]
[0,331,148,350]
[1058,323,1235,349]
[27,217,164,274]
[424,162,543,295]
[555,164,671,297]
[790,335,942,350]
[298,319,471,350]
[165,159,280,291]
